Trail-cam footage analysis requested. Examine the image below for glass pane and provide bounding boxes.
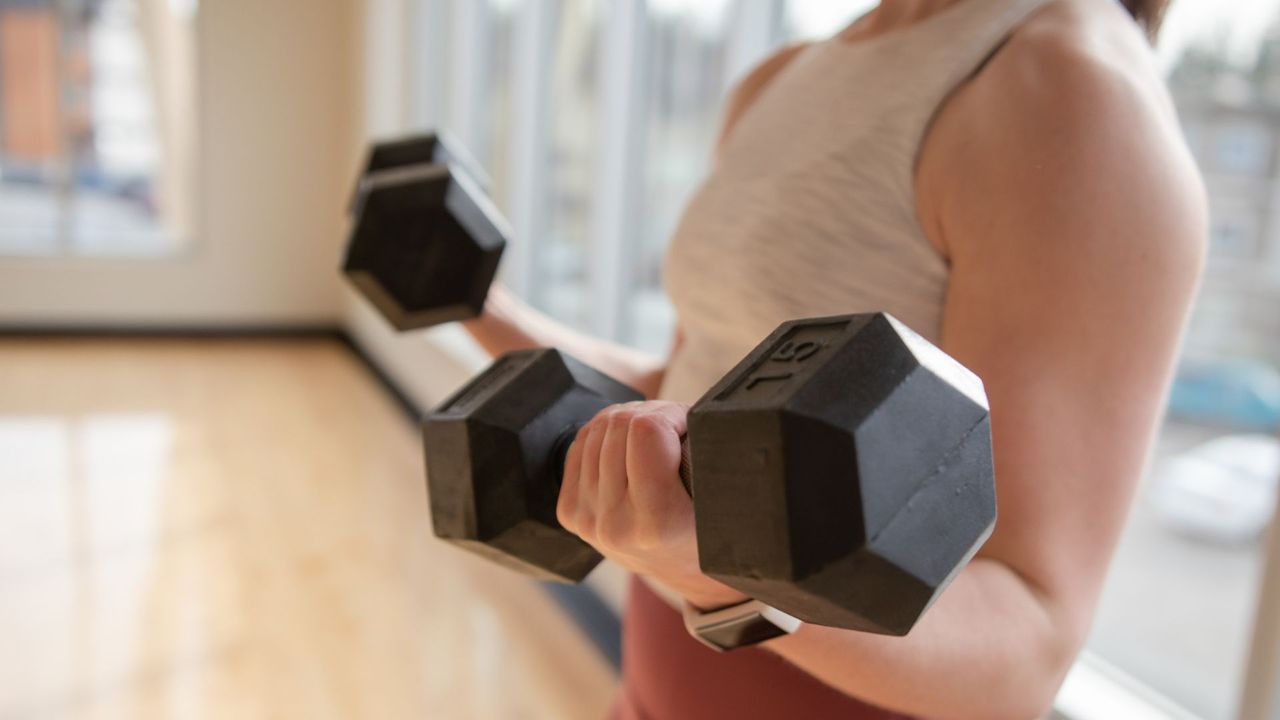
[0,3,65,254]
[532,2,599,334]
[782,1,870,40]
[624,1,734,355]
[419,0,595,331]
[1086,4,1280,718]
[409,0,453,132]
[612,0,872,354]
[482,0,515,211]
[0,0,195,257]
[439,0,515,211]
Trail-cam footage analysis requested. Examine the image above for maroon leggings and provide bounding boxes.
[610,577,916,720]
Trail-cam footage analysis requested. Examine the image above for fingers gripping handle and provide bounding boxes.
[551,425,693,497]
[677,439,692,496]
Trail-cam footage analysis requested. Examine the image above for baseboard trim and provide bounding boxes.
[332,333,424,423]
[0,324,344,339]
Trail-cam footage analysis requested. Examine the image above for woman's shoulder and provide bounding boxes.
[955,0,1177,143]
[999,0,1170,104]
[918,0,1206,258]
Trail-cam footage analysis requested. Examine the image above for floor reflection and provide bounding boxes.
[0,339,616,720]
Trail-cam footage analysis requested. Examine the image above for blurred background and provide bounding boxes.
[2,0,1280,718]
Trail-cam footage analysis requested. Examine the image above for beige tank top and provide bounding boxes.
[659,0,1054,403]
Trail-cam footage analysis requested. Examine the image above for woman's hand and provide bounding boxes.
[557,400,746,609]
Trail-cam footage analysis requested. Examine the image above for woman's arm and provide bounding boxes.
[767,11,1207,718]
[462,285,669,396]
[556,8,1206,719]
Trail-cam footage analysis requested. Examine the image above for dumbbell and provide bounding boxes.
[343,132,506,331]
[425,313,996,635]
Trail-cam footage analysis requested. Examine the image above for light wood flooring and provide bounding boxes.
[0,337,617,720]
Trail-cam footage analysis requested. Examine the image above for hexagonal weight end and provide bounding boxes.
[423,348,643,583]
[343,166,507,331]
[348,131,491,215]
[689,313,996,634]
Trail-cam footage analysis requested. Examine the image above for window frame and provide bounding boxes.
[1240,507,1280,719]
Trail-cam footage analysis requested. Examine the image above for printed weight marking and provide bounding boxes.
[718,320,850,402]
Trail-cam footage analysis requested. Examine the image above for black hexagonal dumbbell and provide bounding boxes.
[343,132,505,331]
[426,349,644,582]
[425,313,996,635]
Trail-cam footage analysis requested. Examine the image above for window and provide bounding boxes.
[625,1,734,354]
[410,2,1280,716]
[1097,4,1280,718]
[533,1,600,334]
[0,0,196,257]
[1209,204,1261,261]
[784,2,869,39]
[1212,122,1272,177]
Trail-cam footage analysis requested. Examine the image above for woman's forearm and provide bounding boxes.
[462,285,667,397]
[767,559,1075,720]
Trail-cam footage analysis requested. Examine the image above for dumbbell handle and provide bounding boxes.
[551,425,693,496]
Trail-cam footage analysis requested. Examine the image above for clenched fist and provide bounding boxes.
[557,400,746,610]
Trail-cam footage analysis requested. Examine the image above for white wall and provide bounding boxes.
[0,0,359,326]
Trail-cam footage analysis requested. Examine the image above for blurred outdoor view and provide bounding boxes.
[417,1,1280,717]
[0,0,194,256]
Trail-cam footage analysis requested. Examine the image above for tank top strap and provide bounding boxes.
[805,0,1058,225]
[889,0,1059,161]
[921,0,1059,98]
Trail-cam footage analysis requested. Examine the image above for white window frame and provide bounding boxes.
[503,0,558,300]
[1240,500,1280,720]
[588,0,647,341]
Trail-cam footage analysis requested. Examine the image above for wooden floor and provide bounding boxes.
[0,337,617,720]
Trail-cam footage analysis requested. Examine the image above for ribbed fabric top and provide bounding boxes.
[659,0,1054,405]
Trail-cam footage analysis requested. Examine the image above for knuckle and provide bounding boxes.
[606,410,633,433]
[628,413,668,440]
[587,410,613,433]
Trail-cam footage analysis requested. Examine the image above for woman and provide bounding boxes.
[464,0,1205,717]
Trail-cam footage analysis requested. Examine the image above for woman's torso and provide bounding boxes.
[660,0,1061,405]
[619,1,1059,718]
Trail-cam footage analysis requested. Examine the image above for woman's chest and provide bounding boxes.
[664,159,946,343]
